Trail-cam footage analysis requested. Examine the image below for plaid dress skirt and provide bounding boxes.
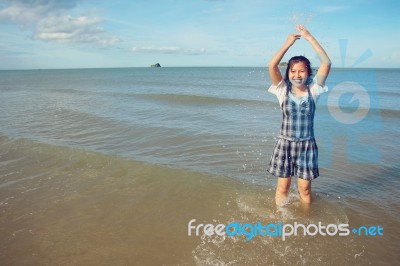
[268,136,319,180]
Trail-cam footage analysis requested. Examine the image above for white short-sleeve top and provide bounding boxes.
[268,77,328,106]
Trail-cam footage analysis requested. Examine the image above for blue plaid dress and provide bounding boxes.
[268,84,319,180]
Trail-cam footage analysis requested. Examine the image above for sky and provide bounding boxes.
[0,0,399,69]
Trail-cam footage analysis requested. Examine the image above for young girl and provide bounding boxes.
[268,25,331,205]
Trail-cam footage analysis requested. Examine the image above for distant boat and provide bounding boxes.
[151,63,161,67]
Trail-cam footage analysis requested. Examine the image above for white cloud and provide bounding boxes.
[0,0,120,46]
[33,15,120,45]
[0,0,79,25]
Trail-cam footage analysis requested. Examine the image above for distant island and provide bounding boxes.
[279,62,287,67]
[151,63,161,67]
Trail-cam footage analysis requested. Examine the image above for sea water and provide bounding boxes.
[0,67,399,265]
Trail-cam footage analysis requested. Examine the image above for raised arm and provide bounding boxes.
[268,34,300,85]
[296,25,331,86]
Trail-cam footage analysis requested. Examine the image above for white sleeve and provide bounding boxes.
[268,80,287,106]
[309,77,328,103]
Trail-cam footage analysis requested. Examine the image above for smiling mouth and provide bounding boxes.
[292,78,304,83]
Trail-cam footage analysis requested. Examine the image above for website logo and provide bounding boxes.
[188,219,383,241]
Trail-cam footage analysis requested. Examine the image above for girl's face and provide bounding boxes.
[289,62,309,88]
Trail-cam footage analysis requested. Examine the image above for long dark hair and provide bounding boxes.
[284,56,313,89]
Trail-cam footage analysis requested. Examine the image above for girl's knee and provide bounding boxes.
[297,179,311,194]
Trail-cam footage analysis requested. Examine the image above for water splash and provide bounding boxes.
[289,12,315,27]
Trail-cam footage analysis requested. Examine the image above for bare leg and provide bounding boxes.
[275,177,291,206]
[297,178,312,203]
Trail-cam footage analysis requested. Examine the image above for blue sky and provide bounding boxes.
[0,0,399,69]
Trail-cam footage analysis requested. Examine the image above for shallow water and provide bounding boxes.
[0,136,398,265]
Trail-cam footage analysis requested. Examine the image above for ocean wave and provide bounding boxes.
[134,93,276,107]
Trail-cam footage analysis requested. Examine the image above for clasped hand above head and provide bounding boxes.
[285,25,314,46]
[295,24,313,40]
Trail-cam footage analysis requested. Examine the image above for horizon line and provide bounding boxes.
[1,66,399,71]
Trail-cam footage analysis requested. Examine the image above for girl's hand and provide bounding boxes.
[296,25,313,41]
[285,33,301,46]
